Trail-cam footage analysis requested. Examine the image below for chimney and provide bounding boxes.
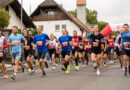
[77,0,86,25]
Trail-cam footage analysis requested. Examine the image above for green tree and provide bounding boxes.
[70,8,108,31]
[0,8,10,29]
[70,8,98,24]
[97,21,108,32]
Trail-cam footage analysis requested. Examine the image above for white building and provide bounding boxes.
[31,0,90,38]
[0,0,35,29]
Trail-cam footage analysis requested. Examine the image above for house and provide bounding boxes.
[30,0,91,38]
[0,0,35,29]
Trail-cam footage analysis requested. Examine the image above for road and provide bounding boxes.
[0,62,130,90]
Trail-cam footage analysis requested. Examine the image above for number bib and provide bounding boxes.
[123,42,129,48]
[13,40,19,46]
[62,42,68,47]
[25,46,31,50]
[49,44,55,49]
[93,42,99,47]
[37,41,43,46]
[73,42,78,46]
[0,52,3,57]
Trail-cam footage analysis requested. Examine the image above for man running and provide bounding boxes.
[90,24,104,75]
[120,24,130,76]
[0,31,8,79]
[72,30,82,70]
[114,31,122,68]
[23,29,34,75]
[107,33,115,64]
[33,26,50,77]
[58,28,72,74]
[8,26,27,80]
[48,33,57,70]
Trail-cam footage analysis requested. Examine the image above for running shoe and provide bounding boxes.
[61,66,66,71]
[3,74,8,79]
[28,68,31,73]
[55,64,58,70]
[124,70,127,76]
[94,66,97,71]
[82,65,85,68]
[104,64,107,67]
[11,75,16,80]
[42,71,46,77]
[35,60,39,66]
[96,68,101,75]
[31,70,35,75]
[65,65,70,74]
[75,66,79,71]
[71,61,74,66]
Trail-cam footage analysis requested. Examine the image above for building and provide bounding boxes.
[30,0,91,37]
[0,0,35,29]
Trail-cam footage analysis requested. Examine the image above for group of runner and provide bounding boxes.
[0,23,129,80]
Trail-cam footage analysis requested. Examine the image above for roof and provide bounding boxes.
[31,0,90,32]
[77,0,86,5]
[0,0,35,28]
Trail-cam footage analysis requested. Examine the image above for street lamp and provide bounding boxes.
[21,0,23,33]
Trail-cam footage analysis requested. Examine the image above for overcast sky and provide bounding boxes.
[18,0,130,24]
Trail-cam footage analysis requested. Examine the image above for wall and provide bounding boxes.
[77,5,86,25]
[7,6,25,29]
[33,20,82,38]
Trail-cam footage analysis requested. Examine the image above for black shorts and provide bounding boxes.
[38,52,47,60]
[115,47,122,56]
[62,51,70,58]
[122,49,130,57]
[72,47,79,55]
[49,49,56,57]
[0,52,5,63]
[91,48,102,55]
[55,53,60,58]
[24,50,33,60]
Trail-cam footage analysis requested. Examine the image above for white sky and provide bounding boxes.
[18,0,130,24]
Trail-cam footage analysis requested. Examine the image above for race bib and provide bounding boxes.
[93,42,99,47]
[62,42,68,47]
[109,43,113,46]
[123,42,129,48]
[37,41,43,46]
[25,46,31,50]
[49,45,55,49]
[0,52,3,57]
[12,40,19,46]
[73,42,78,46]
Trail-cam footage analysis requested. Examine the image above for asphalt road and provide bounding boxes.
[0,62,130,90]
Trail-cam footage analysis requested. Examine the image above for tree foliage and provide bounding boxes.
[70,8,108,31]
[0,8,10,29]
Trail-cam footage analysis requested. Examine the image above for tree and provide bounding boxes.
[70,8,98,24]
[86,8,98,24]
[70,8,108,31]
[97,21,108,32]
[0,8,10,29]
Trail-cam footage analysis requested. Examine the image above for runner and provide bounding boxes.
[72,30,82,70]
[90,24,104,75]
[0,31,8,79]
[107,33,115,64]
[8,26,27,80]
[83,38,90,66]
[114,31,122,68]
[22,29,34,75]
[120,24,130,76]
[48,33,57,70]
[58,28,72,74]
[33,26,50,77]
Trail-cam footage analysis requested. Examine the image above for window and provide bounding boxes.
[55,25,60,32]
[62,24,66,29]
[48,11,54,15]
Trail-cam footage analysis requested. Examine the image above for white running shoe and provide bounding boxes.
[96,68,101,75]
[104,64,107,67]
